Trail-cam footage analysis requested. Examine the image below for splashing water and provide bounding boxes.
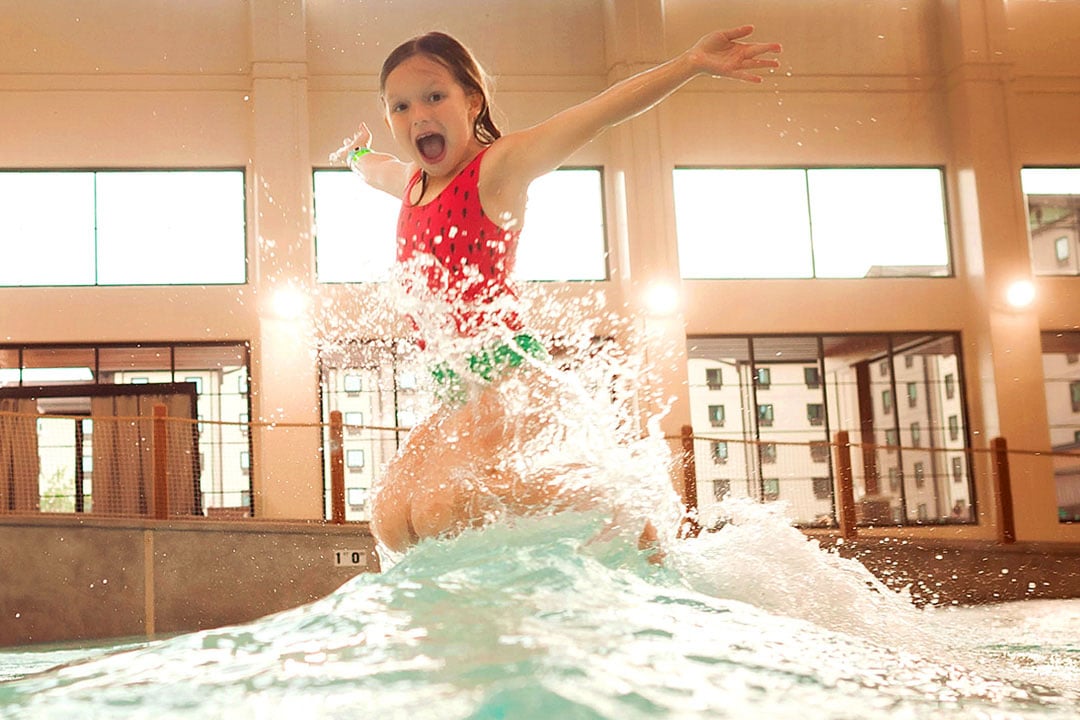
[2,510,1079,719]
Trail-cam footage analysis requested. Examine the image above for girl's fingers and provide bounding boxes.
[721,25,754,41]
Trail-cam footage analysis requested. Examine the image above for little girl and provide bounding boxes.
[349,27,781,553]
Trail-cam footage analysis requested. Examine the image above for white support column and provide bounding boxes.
[603,0,694,499]
[942,0,1056,538]
[247,0,323,519]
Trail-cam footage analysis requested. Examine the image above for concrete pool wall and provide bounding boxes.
[0,515,380,647]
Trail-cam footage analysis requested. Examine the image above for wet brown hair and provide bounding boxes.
[379,31,501,146]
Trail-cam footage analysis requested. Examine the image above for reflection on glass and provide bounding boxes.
[1022,168,1080,276]
[1041,331,1080,522]
[687,333,974,529]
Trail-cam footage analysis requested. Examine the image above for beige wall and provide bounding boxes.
[1,0,1078,540]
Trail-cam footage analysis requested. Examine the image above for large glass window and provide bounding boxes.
[674,168,950,279]
[686,333,974,529]
[0,170,246,286]
[0,342,252,515]
[1041,331,1080,522]
[1022,168,1080,276]
[318,341,435,522]
[312,167,607,283]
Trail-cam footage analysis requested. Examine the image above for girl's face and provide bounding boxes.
[383,54,484,180]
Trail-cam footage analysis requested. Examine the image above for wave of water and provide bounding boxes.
[2,506,1079,720]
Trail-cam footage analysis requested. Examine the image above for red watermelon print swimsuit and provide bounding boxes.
[396,147,523,338]
[396,148,547,400]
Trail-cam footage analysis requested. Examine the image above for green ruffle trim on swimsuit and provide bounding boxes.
[431,333,549,404]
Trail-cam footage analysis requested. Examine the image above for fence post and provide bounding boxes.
[834,431,857,539]
[991,436,1016,544]
[152,404,169,520]
[680,425,701,537]
[329,411,346,524]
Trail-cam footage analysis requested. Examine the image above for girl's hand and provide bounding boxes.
[688,26,782,83]
[353,122,373,152]
[330,122,376,165]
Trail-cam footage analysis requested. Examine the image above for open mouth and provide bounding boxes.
[416,133,446,163]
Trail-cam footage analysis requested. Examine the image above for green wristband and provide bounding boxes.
[349,147,372,164]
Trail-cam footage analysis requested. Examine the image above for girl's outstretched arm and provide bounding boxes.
[488,26,781,191]
[346,122,416,200]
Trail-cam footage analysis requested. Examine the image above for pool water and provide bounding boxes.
[2,504,1078,720]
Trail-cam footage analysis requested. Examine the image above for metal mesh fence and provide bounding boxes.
[4,408,1080,528]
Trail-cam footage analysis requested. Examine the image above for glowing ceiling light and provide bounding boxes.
[271,286,310,319]
[643,282,680,316]
[1005,280,1035,309]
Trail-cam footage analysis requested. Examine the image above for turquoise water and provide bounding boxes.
[2,505,1079,720]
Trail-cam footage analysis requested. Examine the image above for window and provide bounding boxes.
[344,411,364,435]
[1021,168,1080,276]
[804,366,821,389]
[674,168,950,279]
[687,333,973,528]
[952,456,963,483]
[945,373,956,399]
[713,478,731,500]
[344,374,362,393]
[907,382,918,408]
[346,449,365,470]
[755,367,771,389]
[514,168,607,281]
[240,451,250,473]
[0,170,246,287]
[884,428,899,448]
[888,467,900,491]
[239,412,249,436]
[914,462,925,488]
[311,170,399,283]
[911,422,922,448]
[1067,354,1079,365]
[312,167,607,282]
[707,404,725,427]
[812,477,831,500]
[705,367,723,390]
[710,441,729,464]
[347,487,367,509]
[1056,237,1071,264]
[762,478,780,502]
[1072,381,1080,413]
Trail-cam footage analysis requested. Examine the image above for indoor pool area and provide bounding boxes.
[3,0,1080,718]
